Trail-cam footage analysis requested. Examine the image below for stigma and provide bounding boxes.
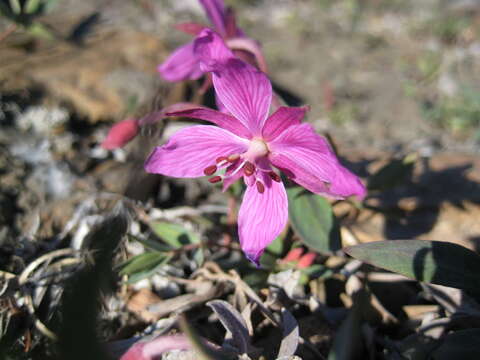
[244,139,269,160]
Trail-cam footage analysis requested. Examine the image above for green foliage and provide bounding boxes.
[416,50,442,80]
[422,88,480,135]
[344,240,480,300]
[328,291,365,360]
[118,221,201,282]
[328,103,358,126]
[149,221,200,249]
[259,229,289,269]
[119,251,172,283]
[432,16,471,44]
[287,187,341,254]
[0,0,57,26]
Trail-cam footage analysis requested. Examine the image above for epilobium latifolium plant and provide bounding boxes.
[144,30,366,264]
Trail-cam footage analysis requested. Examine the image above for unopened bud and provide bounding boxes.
[101,118,139,150]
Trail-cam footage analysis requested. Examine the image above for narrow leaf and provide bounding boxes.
[287,187,341,254]
[25,0,40,14]
[328,294,364,360]
[179,316,233,360]
[120,251,167,275]
[344,240,480,299]
[26,22,55,40]
[207,300,251,354]
[9,0,21,14]
[150,221,199,249]
[277,308,299,358]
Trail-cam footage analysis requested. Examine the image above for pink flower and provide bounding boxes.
[158,0,266,83]
[145,30,366,265]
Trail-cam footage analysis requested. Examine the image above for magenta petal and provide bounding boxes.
[199,0,227,36]
[158,41,203,82]
[165,106,251,139]
[224,7,243,38]
[269,124,366,199]
[262,106,309,142]
[211,58,272,136]
[215,95,228,114]
[194,29,234,70]
[238,172,288,265]
[145,125,248,178]
[194,30,272,135]
[226,37,268,73]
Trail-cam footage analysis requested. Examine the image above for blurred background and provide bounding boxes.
[1,1,480,359]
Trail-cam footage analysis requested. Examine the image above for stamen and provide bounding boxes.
[227,154,240,162]
[216,156,227,163]
[208,176,222,183]
[268,171,281,182]
[243,161,255,176]
[228,160,247,178]
[256,181,265,194]
[204,165,217,176]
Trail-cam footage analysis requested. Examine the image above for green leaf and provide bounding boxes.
[127,234,171,252]
[301,264,334,280]
[260,229,289,269]
[119,252,171,283]
[367,153,417,191]
[344,240,480,299]
[193,247,204,267]
[8,0,21,14]
[24,0,40,14]
[328,292,365,360]
[267,231,286,256]
[179,316,235,360]
[430,329,480,360]
[287,187,341,254]
[26,22,55,40]
[150,221,200,249]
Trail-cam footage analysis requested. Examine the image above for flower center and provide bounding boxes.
[244,138,269,160]
[202,138,279,194]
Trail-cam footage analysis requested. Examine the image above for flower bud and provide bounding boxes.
[281,247,304,263]
[101,118,139,150]
[297,252,316,269]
